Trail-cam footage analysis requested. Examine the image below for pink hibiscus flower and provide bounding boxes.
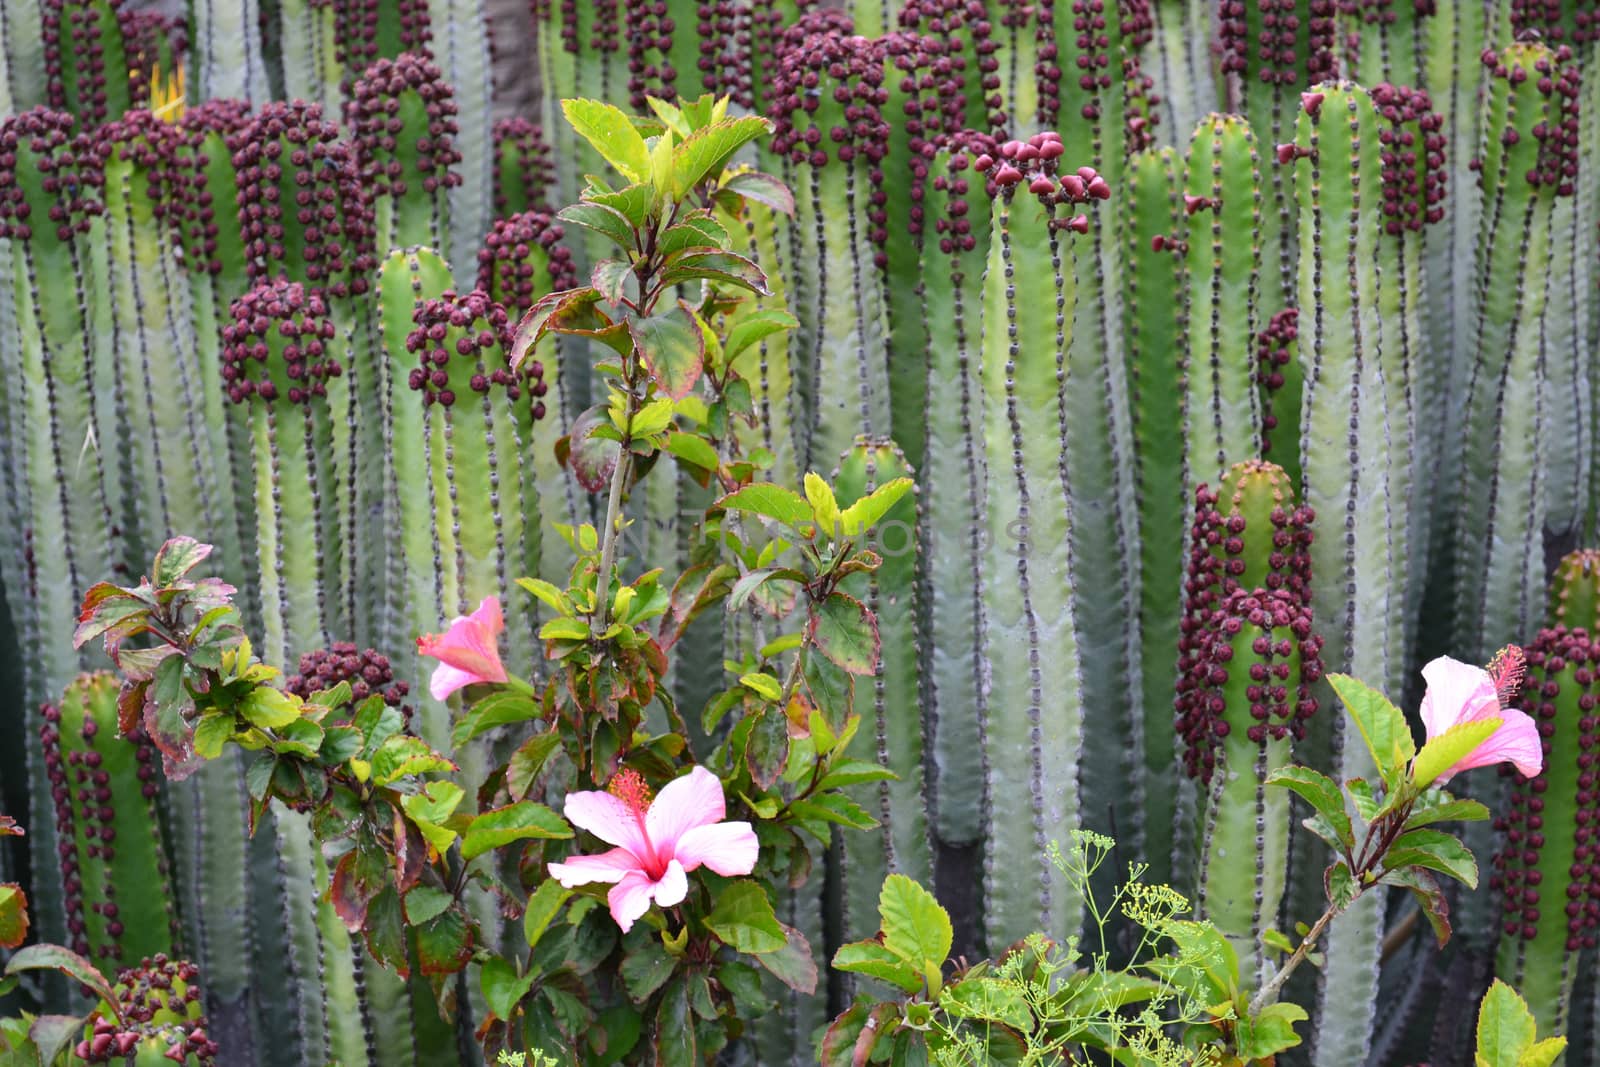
[416,596,508,701]
[547,766,759,932]
[1417,648,1542,783]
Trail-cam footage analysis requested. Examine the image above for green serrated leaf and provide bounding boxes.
[563,99,652,183]
[1327,673,1416,785]
[671,116,772,195]
[631,304,705,399]
[1476,979,1539,1067]
[808,592,880,675]
[838,478,913,537]
[879,874,952,981]
[704,881,786,954]
[832,939,922,994]
[1266,765,1353,848]
[717,484,814,529]
[461,802,572,860]
[1386,829,1478,888]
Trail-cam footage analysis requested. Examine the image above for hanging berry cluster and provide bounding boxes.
[346,52,465,201]
[119,8,186,107]
[882,31,970,245]
[771,16,889,169]
[929,130,990,256]
[1493,628,1600,950]
[898,0,1003,134]
[1219,0,1338,88]
[1255,307,1298,454]
[39,704,164,960]
[228,101,377,297]
[220,281,342,406]
[491,117,556,215]
[698,0,754,107]
[89,111,193,242]
[1371,82,1448,234]
[286,643,415,727]
[475,209,577,315]
[1175,587,1322,781]
[175,100,252,276]
[404,289,549,416]
[0,109,102,243]
[624,0,681,109]
[42,0,130,128]
[74,956,220,1065]
[971,132,1110,234]
[332,0,434,86]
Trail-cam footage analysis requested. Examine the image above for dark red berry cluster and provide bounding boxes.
[75,956,218,1064]
[228,100,377,297]
[899,0,1003,133]
[347,53,464,202]
[1476,46,1582,196]
[1371,82,1447,234]
[1255,308,1298,454]
[881,32,969,246]
[1492,628,1600,950]
[42,0,126,127]
[475,209,577,315]
[175,100,253,275]
[40,703,163,961]
[1220,0,1337,87]
[770,15,890,167]
[748,0,815,111]
[929,130,990,256]
[286,642,414,727]
[0,109,102,243]
[972,132,1108,232]
[333,0,434,85]
[625,0,681,109]
[492,117,556,215]
[220,280,342,405]
[1175,586,1322,781]
[698,0,754,106]
[87,111,192,242]
[1181,476,1315,610]
[119,8,187,107]
[404,290,549,416]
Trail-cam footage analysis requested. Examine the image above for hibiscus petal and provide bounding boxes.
[1419,656,1499,738]
[607,871,657,932]
[417,596,509,685]
[1445,707,1544,781]
[673,820,759,877]
[564,790,652,860]
[646,766,726,849]
[470,595,505,635]
[547,848,641,887]
[652,859,688,907]
[427,662,481,702]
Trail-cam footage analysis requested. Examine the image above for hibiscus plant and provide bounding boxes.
[67,94,907,1064]
[820,649,1545,1065]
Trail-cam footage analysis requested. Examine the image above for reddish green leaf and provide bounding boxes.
[754,921,817,994]
[718,171,795,216]
[0,885,28,949]
[5,945,118,1018]
[808,592,880,675]
[630,304,705,399]
[413,905,474,976]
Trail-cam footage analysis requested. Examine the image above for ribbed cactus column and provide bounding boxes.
[276,0,342,111]
[1124,144,1184,882]
[423,0,493,268]
[620,0,706,109]
[896,0,1005,135]
[349,53,465,257]
[0,109,119,955]
[1453,42,1576,661]
[1146,0,1214,141]
[95,112,225,570]
[833,437,931,939]
[1288,81,1411,1067]
[1493,627,1600,1048]
[189,0,269,101]
[1179,113,1263,489]
[724,196,800,490]
[1176,463,1320,989]
[42,0,133,128]
[771,20,891,472]
[0,0,45,115]
[973,137,1091,952]
[39,673,179,973]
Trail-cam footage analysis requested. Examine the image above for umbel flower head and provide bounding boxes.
[549,766,759,932]
[416,595,508,700]
[1418,647,1542,782]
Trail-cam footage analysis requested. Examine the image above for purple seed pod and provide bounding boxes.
[897,0,1004,135]
[475,209,578,316]
[1371,82,1448,234]
[404,289,545,412]
[42,0,134,129]
[1255,307,1298,453]
[82,110,193,244]
[491,117,557,216]
[74,957,220,1064]
[285,642,415,727]
[345,52,465,205]
[220,280,341,406]
[332,0,435,90]
[0,108,103,244]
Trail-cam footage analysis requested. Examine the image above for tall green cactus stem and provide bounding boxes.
[878,32,964,471]
[1181,587,1319,987]
[42,0,133,128]
[620,0,706,109]
[974,146,1097,951]
[39,673,179,973]
[1218,0,1335,315]
[276,0,342,112]
[1179,113,1263,489]
[0,0,46,115]
[422,0,492,269]
[491,118,555,217]
[1124,144,1184,881]
[348,53,464,257]
[0,109,120,956]
[771,24,892,472]
[723,196,800,490]
[1340,0,1431,90]
[913,145,990,853]
[1289,81,1411,1066]
[189,0,270,102]
[1255,308,1301,486]
[1493,630,1600,1048]
[177,101,259,623]
[1146,0,1213,144]
[1551,549,1600,632]
[95,113,225,570]
[832,437,931,938]
[1453,42,1575,662]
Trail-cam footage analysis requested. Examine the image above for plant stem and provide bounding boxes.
[590,447,633,636]
[776,644,806,709]
[1249,894,1346,1015]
